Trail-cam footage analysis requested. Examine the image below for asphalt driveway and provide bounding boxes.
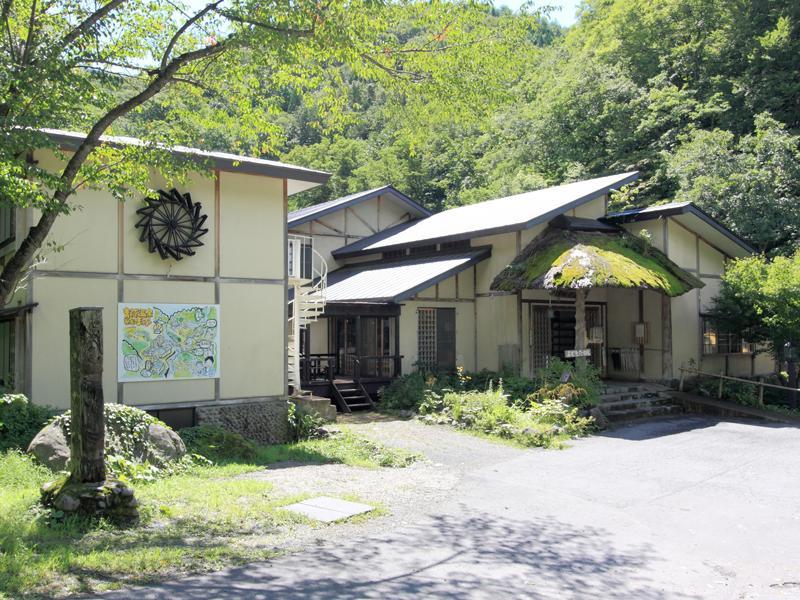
[99,416,800,599]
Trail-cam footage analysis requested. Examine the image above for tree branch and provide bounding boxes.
[59,0,127,49]
[0,39,229,302]
[219,11,315,37]
[161,0,224,70]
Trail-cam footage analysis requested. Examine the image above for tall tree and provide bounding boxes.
[0,0,529,304]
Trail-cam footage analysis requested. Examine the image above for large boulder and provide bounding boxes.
[27,421,70,470]
[145,423,186,463]
[27,405,186,471]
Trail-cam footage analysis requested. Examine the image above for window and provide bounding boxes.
[0,204,15,259]
[440,239,471,252]
[0,320,14,391]
[417,307,456,372]
[702,317,751,355]
[382,249,406,260]
[288,237,313,279]
[409,244,437,255]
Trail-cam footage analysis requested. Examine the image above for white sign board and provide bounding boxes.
[118,303,220,381]
[564,348,592,358]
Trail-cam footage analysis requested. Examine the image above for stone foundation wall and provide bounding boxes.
[195,397,291,444]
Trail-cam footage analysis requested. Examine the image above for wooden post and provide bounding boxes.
[788,359,798,410]
[661,293,673,381]
[678,365,685,391]
[69,307,106,484]
[758,378,764,406]
[574,289,587,370]
[718,370,725,400]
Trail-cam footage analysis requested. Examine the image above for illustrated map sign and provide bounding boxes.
[564,348,592,358]
[118,303,220,381]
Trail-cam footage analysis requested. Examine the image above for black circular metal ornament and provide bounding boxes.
[135,188,209,261]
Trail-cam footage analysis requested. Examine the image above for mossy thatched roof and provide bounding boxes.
[491,227,704,297]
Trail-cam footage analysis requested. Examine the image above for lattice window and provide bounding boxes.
[417,308,437,370]
[529,305,551,372]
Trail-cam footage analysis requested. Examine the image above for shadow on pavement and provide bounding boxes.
[93,510,697,599]
[602,415,797,442]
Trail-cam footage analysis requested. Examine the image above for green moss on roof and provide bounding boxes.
[492,227,704,297]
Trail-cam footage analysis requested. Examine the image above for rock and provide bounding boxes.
[145,423,186,463]
[589,407,610,430]
[27,420,185,471]
[53,494,80,512]
[27,421,70,471]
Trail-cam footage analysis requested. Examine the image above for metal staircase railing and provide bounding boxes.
[287,235,327,396]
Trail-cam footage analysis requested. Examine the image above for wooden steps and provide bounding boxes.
[330,379,374,413]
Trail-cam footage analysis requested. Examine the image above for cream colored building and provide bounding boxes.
[0,130,328,439]
[289,174,773,411]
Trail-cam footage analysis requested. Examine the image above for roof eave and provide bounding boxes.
[288,185,431,228]
[605,203,754,256]
[41,129,331,193]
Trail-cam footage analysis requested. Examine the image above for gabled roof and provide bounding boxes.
[605,201,754,257]
[288,185,431,228]
[332,172,639,258]
[40,128,330,196]
[325,247,491,303]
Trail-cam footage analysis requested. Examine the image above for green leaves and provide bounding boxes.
[710,252,800,359]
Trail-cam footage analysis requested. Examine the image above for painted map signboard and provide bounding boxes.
[118,303,220,381]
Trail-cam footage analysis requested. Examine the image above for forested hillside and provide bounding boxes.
[124,0,800,256]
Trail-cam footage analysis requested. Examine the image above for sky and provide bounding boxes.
[498,0,582,26]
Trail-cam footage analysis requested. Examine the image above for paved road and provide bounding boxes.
[100,417,800,599]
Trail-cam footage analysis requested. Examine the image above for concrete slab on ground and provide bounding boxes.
[283,496,374,522]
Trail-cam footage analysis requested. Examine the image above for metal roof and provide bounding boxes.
[325,247,491,303]
[288,185,430,227]
[40,128,330,196]
[605,202,754,257]
[333,171,639,258]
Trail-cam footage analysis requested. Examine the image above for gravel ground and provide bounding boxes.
[235,414,525,554]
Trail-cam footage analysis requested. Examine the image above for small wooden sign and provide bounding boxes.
[565,348,592,358]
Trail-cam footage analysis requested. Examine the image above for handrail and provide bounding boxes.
[679,364,800,405]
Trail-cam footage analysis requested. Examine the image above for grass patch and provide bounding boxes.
[0,429,417,598]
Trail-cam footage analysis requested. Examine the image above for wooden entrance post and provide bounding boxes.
[574,289,587,369]
[69,307,106,484]
[661,293,673,381]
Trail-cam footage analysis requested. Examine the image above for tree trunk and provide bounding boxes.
[69,307,106,484]
[575,289,587,370]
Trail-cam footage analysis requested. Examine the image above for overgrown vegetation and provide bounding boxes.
[0,394,57,453]
[380,362,598,447]
[418,384,594,448]
[380,361,602,411]
[0,422,417,598]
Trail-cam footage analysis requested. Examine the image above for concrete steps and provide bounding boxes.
[599,383,684,425]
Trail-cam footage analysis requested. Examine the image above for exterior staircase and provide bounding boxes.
[599,382,684,424]
[287,235,327,397]
[331,378,375,413]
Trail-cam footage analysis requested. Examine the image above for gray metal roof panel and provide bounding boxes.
[333,172,639,257]
[325,248,491,303]
[40,128,330,195]
[288,186,430,227]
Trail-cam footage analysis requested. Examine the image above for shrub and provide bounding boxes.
[179,425,257,463]
[379,371,433,410]
[287,402,326,441]
[418,383,594,448]
[537,358,602,408]
[454,369,540,402]
[0,394,57,452]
